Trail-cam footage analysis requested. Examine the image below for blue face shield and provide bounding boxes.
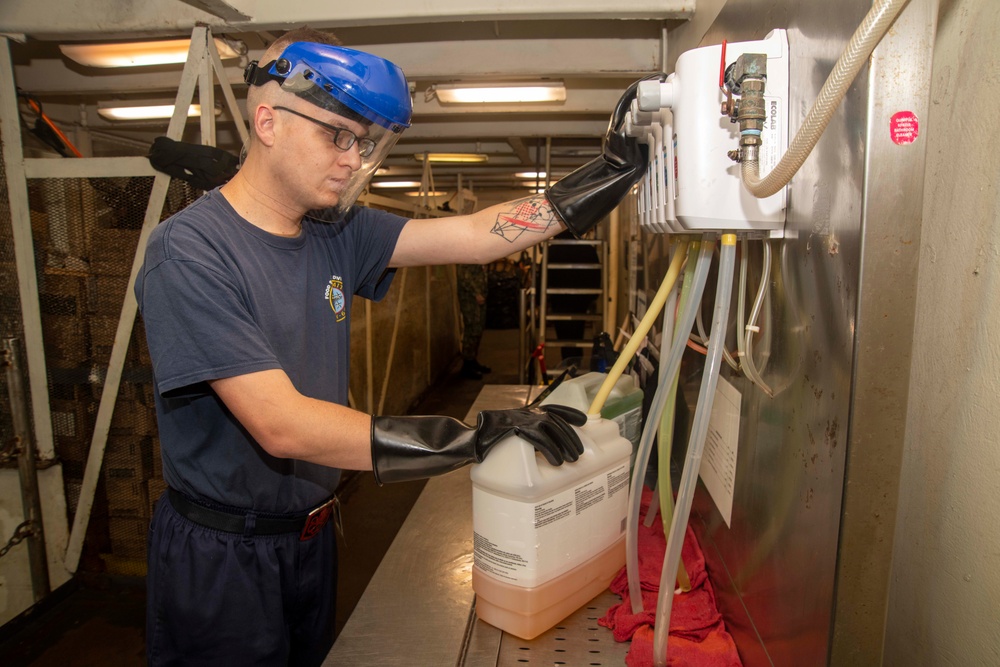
[245,42,412,215]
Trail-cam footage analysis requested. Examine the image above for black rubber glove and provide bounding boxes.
[371,404,588,485]
[546,75,664,237]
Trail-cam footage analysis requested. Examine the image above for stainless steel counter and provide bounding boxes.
[324,385,631,666]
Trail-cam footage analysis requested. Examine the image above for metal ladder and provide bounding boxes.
[538,238,607,376]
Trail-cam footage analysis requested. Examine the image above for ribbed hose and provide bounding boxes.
[742,0,911,197]
[625,239,715,613]
[652,236,737,667]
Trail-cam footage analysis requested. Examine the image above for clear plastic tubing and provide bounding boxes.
[588,241,687,416]
[625,237,715,614]
[651,244,696,531]
[742,240,773,393]
[652,235,737,667]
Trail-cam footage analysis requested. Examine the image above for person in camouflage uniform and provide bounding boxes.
[456,263,491,379]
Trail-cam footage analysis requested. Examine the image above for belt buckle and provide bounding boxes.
[299,496,339,542]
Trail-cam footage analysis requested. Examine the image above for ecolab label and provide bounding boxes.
[473,463,629,587]
[760,95,782,175]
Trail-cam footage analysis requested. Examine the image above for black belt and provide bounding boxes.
[167,488,338,541]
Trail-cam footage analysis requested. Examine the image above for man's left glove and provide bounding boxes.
[371,405,587,485]
[546,75,665,237]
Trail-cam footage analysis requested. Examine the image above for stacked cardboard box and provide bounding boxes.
[104,434,152,558]
[30,177,205,573]
[29,179,167,574]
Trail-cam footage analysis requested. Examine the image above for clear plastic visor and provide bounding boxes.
[279,68,404,217]
[331,129,399,215]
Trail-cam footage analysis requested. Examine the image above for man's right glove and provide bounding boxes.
[546,75,665,237]
[371,404,587,485]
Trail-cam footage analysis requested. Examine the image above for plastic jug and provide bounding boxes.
[470,416,631,639]
[541,371,644,460]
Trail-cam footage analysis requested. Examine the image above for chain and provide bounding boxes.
[1,434,19,464]
[0,520,34,560]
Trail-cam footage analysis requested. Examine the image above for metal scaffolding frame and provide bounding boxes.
[0,25,249,574]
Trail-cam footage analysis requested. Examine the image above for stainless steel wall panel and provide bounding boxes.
[664,0,935,664]
[831,0,938,663]
[681,1,871,663]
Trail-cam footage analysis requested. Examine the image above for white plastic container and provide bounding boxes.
[541,371,644,457]
[470,416,631,639]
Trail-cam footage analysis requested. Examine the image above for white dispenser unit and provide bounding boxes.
[637,29,789,233]
[470,417,631,639]
[633,106,677,234]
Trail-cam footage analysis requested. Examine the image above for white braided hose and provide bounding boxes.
[742,0,911,197]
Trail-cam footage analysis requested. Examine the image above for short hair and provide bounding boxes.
[244,26,343,151]
[259,26,342,65]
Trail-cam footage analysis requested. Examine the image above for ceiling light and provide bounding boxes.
[516,171,547,179]
[404,191,447,197]
[60,38,239,68]
[434,82,566,104]
[371,180,422,189]
[97,104,219,121]
[414,153,489,163]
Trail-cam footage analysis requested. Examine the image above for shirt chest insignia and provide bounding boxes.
[324,276,347,322]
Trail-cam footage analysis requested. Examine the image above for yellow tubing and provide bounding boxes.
[588,240,689,416]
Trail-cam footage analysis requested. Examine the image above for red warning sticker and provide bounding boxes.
[890,111,919,145]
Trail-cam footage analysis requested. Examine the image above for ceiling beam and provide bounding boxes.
[0,0,694,37]
[396,118,607,140]
[177,0,250,22]
[12,36,657,97]
[507,137,532,165]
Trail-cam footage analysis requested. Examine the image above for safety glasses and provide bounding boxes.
[274,105,377,157]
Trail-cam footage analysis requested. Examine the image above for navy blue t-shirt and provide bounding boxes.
[135,189,408,512]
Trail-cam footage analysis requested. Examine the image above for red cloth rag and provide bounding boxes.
[599,487,743,667]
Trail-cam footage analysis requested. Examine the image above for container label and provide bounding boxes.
[607,466,629,499]
[473,462,629,587]
[611,409,642,450]
[760,95,782,175]
[699,376,742,527]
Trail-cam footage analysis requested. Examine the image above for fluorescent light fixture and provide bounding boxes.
[414,153,489,163]
[60,38,239,68]
[371,180,422,189]
[404,191,447,197]
[516,171,547,179]
[98,104,219,121]
[434,82,566,104]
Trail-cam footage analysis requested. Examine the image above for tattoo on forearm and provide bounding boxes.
[491,197,559,243]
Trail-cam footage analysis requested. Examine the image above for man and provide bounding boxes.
[456,262,490,379]
[137,27,648,666]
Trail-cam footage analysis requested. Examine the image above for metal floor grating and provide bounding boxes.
[495,591,630,666]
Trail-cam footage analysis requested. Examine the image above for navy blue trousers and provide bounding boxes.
[146,492,338,666]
